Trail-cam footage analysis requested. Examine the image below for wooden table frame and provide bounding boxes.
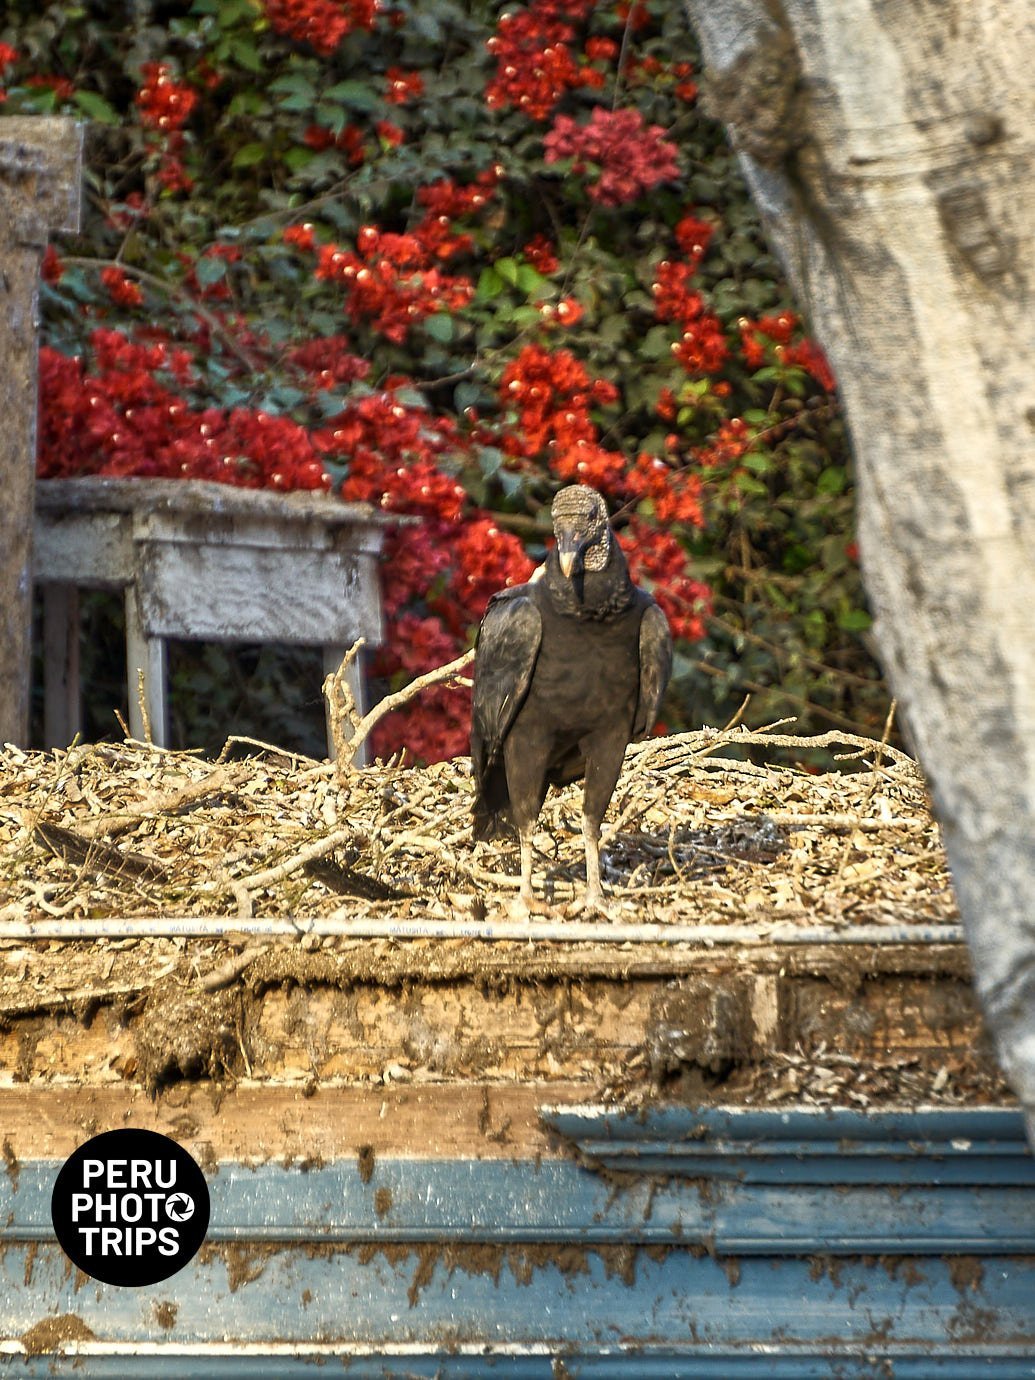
[33,478,392,760]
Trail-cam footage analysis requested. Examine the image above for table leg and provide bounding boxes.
[125,585,169,747]
[42,583,81,748]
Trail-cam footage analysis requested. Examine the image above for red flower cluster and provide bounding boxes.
[136,63,197,131]
[674,212,714,268]
[543,107,679,206]
[447,518,535,624]
[623,53,697,102]
[312,389,466,521]
[739,312,797,368]
[264,0,378,56]
[38,333,330,492]
[584,36,618,62]
[286,335,370,390]
[552,440,627,491]
[783,339,836,392]
[385,66,423,104]
[300,177,498,337]
[100,267,144,308]
[155,145,194,194]
[538,296,583,328]
[522,234,559,275]
[625,518,712,642]
[499,344,618,462]
[652,261,729,376]
[312,222,474,342]
[627,452,704,527]
[416,171,498,222]
[41,245,64,284]
[26,73,76,101]
[695,417,752,469]
[283,223,317,252]
[485,0,599,120]
[738,313,836,389]
[375,119,405,146]
[303,122,366,164]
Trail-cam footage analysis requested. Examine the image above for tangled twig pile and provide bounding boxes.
[1,710,956,930]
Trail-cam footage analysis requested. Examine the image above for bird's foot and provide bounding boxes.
[506,887,539,921]
[570,888,616,920]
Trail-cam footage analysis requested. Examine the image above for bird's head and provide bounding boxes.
[551,485,611,580]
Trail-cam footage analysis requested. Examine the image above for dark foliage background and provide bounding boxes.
[4,0,890,759]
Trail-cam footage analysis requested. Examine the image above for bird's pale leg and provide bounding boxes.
[575,731,626,916]
[517,826,535,918]
[583,816,605,911]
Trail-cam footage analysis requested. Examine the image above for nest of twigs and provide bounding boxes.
[0,711,957,930]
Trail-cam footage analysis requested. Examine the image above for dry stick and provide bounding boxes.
[136,669,153,746]
[322,639,366,769]
[199,945,268,993]
[828,699,900,899]
[325,643,476,776]
[230,826,356,918]
[625,724,914,768]
[217,735,322,769]
[79,763,251,839]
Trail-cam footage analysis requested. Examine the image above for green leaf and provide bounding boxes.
[476,267,504,301]
[314,101,347,135]
[476,446,503,479]
[228,91,270,116]
[283,147,315,172]
[837,608,873,632]
[230,36,264,73]
[734,472,768,497]
[640,325,673,361]
[424,312,455,343]
[232,142,266,169]
[195,256,228,286]
[742,451,773,474]
[73,90,119,125]
[269,73,316,95]
[516,264,546,295]
[494,257,519,286]
[817,465,846,495]
[322,80,381,112]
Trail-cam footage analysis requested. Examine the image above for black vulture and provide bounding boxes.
[471,484,673,915]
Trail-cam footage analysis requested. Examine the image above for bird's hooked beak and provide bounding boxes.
[556,532,587,580]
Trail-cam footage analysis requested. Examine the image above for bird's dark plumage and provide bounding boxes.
[470,484,673,912]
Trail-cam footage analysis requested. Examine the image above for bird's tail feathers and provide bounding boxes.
[472,759,514,841]
[472,803,515,842]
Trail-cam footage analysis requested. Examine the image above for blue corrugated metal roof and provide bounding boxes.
[2,1105,1033,1377]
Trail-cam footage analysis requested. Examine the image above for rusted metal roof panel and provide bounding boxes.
[2,1107,1034,1376]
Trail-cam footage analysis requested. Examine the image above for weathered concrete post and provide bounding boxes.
[0,117,82,746]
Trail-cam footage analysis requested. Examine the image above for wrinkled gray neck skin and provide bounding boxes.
[543,533,634,619]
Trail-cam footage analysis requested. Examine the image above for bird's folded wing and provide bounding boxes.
[472,593,543,763]
[634,600,674,738]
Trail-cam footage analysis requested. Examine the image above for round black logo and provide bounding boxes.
[51,1129,210,1287]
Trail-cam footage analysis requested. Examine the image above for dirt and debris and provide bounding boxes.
[134,978,239,1095]
[19,1314,96,1356]
[357,1144,376,1184]
[152,1301,178,1330]
[0,725,954,928]
[0,725,1015,1112]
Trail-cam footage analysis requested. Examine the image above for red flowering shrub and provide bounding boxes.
[263,0,378,56]
[3,0,884,759]
[544,107,680,206]
[135,63,197,131]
